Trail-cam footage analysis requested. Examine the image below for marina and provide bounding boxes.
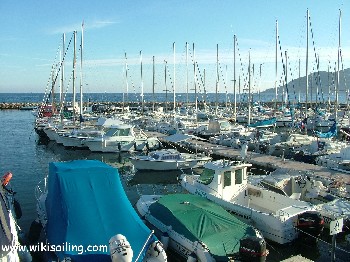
[1,104,350,261]
[2,2,350,261]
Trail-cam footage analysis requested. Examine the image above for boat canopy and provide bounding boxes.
[149,193,259,260]
[314,121,337,138]
[46,160,156,261]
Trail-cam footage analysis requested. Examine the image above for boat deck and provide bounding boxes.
[146,131,350,184]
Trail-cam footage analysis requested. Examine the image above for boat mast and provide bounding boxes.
[173,42,176,114]
[328,63,330,111]
[216,44,219,117]
[305,9,309,132]
[60,34,65,110]
[164,60,168,113]
[140,50,144,115]
[193,43,197,115]
[72,30,77,126]
[275,20,278,110]
[336,9,341,124]
[299,59,301,103]
[152,55,155,112]
[79,22,84,123]
[248,50,251,125]
[124,52,129,112]
[233,35,237,121]
[186,42,189,109]
[285,51,288,108]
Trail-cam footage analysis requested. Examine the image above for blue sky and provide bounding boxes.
[0,0,349,94]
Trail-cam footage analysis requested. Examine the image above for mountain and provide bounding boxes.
[260,67,350,98]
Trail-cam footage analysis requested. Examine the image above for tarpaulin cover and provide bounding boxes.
[149,193,259,259]
[46,160,155,261]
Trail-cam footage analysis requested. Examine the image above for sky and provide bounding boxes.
[0,0,349,94]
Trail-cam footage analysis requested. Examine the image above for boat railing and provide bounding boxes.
[134,230,155,262]
[35,177,47,201]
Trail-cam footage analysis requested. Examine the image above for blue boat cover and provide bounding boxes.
[314,121,337,138]
[46,160,155,261]
[248,117,276,127]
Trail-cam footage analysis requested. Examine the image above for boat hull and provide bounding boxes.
[181,176,313,245]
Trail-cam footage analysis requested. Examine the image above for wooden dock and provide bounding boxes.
[146,131,350,184]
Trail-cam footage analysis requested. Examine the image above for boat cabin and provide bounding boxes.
[196,160,252,201]
[149,150,181,161]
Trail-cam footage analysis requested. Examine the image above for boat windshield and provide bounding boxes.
[220,121,231,130]
[161,154,181,160]
[104,128,130,137]
[198,168,215,185]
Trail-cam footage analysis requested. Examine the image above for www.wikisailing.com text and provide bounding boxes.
[2,242,108,255]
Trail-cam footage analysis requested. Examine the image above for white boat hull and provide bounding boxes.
[83,138,135,152]
[181,175,315,244]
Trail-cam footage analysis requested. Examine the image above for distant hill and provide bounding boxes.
[260,67,350,97]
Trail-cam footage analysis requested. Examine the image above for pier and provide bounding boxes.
[149,131,350,184]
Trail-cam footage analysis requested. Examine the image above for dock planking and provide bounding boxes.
[148,131,350,184]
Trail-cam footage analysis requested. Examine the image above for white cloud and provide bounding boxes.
[50,19,119,35]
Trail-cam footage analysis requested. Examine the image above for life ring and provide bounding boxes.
[2,172,12,187]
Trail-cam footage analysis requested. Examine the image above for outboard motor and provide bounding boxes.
[109,234,133,262]
[297,211,324,238]
[239,236,267,262]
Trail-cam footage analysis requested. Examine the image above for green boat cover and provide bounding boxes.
[149,193,259,260]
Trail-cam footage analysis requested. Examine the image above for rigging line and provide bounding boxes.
[286,56,297,104]
[339,50,348,99]
[39,48,63,115]
[194,62,208,109]
[59,68,75,115]
[125,64,139,102]
[195,62,208,104]
[38,33,75,117]
[218,61,230,102]
[44,32,75,105]
[277,36,290,107]
[309,14,324,106]
[187,47,207,108]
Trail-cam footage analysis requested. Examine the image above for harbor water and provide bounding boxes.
[1,107,350,261]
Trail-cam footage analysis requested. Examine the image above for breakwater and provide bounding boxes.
[0,102,38,110]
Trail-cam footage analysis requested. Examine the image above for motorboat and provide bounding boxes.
[316,145,350,172]
[181,160,324,244]
[1,172,31,262]
[250,168,350,229]
[136,193,267,262]
[82,123,161,152]
[129,149,211,171]
[32,160,167,261]
[267,133,316,158]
